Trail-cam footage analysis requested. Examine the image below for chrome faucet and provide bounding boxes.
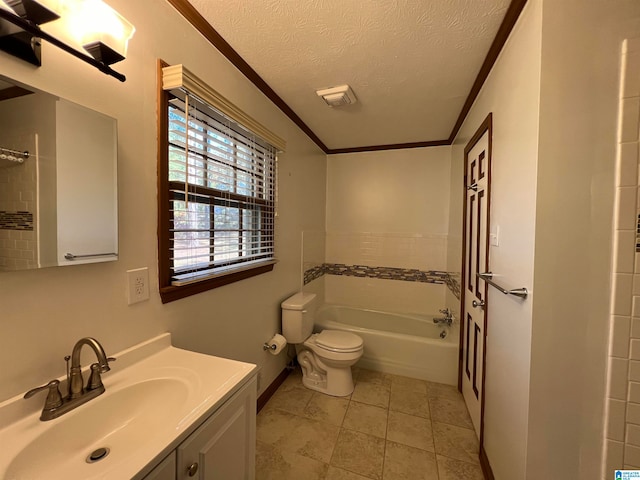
[433,308,454,326]
[24,337,114,421]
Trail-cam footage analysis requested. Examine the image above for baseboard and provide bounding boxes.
[257,367,290,413]
[479,445,494,480]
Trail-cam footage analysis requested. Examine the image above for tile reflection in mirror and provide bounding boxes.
[0,75,117,271]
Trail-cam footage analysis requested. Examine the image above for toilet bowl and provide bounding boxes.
[281,292,363,396]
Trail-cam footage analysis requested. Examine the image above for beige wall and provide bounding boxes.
[450,1,542,477]
[326,147,451,314]
[0,0,326,402]
[327,147,451,235]
[449,0,640,477]
[530,1,640,478]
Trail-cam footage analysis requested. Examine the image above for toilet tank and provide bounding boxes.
[281,292,317,343]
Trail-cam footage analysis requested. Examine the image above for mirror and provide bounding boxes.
[0,76,118,271]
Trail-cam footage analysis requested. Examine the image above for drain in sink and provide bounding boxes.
[86,447,110,463]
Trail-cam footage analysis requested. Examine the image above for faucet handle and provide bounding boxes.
[87,357,115,390]
[24,379,63,410]
[87,363,106,391]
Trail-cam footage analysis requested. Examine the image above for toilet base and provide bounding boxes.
[297,350,355,397]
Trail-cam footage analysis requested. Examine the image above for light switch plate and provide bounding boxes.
[490,225,500,247]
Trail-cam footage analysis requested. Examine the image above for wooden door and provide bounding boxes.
[460,115,492,441]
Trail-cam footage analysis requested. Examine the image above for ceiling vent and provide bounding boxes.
[316,85,357,107]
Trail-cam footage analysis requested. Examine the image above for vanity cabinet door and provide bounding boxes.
[177,376,257,480]
[142,452,176,480]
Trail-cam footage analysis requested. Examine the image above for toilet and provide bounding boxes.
[281,292,363,396]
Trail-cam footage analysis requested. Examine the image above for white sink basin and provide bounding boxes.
[0,334,256,480]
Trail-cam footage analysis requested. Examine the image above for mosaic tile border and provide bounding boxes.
[445,272,461,300]
[0,211,33,231]
[303,262,462,299]
[303,264,325,285]
[323,263,448,283]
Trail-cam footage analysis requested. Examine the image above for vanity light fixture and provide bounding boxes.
[67,0,135,65]
[0,0,134,82]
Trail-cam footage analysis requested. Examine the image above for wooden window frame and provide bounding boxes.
[157,60,275,303]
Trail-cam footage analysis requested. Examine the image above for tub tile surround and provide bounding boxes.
[302,231,462,306]
[256,367,482,480]
[604,37,640,475]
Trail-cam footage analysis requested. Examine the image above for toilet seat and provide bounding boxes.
[313,330,363,353]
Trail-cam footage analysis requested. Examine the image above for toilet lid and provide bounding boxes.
[315,330,363,352]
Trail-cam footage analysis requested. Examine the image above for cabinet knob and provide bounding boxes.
[187,462,199,477]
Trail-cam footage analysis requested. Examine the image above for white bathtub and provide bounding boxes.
[315,304,458,385]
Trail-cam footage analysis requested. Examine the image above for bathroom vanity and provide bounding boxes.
[142,377,256,480]
[0,333,257,480]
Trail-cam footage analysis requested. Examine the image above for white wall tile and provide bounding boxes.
[628,424,640,447]
[633,275,640,296]
[606,439,624,471]
[615,231,636,274]
[619,142,639,186]
[624,53,640,98]
[616,187,638,231]
[609,357,630,400]
[609,398,627,441]
[626,444,640,467]
[620,97,640,143]
[611,316,631,358]
[613,274,634,316]
[325,232,448,272]
[631,381,640,403]
[629,403,640,425]
[631,361,640,382]
[635,255,640,274]
[324,274,445,314]
[633,319,640,339]
[635,297,640,318]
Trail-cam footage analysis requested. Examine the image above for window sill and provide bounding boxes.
[159,261,275,303]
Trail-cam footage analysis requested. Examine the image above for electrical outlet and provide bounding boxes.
[127,267,149,305]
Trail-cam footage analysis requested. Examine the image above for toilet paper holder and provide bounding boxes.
[263,333,287,355]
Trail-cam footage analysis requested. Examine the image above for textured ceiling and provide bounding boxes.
[187,0,511,150]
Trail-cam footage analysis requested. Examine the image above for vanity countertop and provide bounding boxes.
[0,333,257,480]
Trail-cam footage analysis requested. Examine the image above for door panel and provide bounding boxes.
[461,129,490,440]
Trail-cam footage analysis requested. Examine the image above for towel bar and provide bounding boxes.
[477,272,528,299]
[64,252,117,260]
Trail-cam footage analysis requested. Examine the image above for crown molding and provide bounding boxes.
[167,0,528,154]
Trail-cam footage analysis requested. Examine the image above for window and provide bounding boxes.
[158,63,285,303]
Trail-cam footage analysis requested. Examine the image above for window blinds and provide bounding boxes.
[163,66,282,285]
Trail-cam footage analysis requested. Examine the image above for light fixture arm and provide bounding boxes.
[0,7,126,82]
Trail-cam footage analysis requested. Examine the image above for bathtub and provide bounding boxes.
[315,304,458,386]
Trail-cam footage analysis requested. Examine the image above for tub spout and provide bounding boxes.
[433,308,454,326]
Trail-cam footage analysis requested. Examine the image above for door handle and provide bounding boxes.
[472,299,485,309]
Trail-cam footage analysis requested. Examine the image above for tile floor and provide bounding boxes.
[256,367,484,480]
